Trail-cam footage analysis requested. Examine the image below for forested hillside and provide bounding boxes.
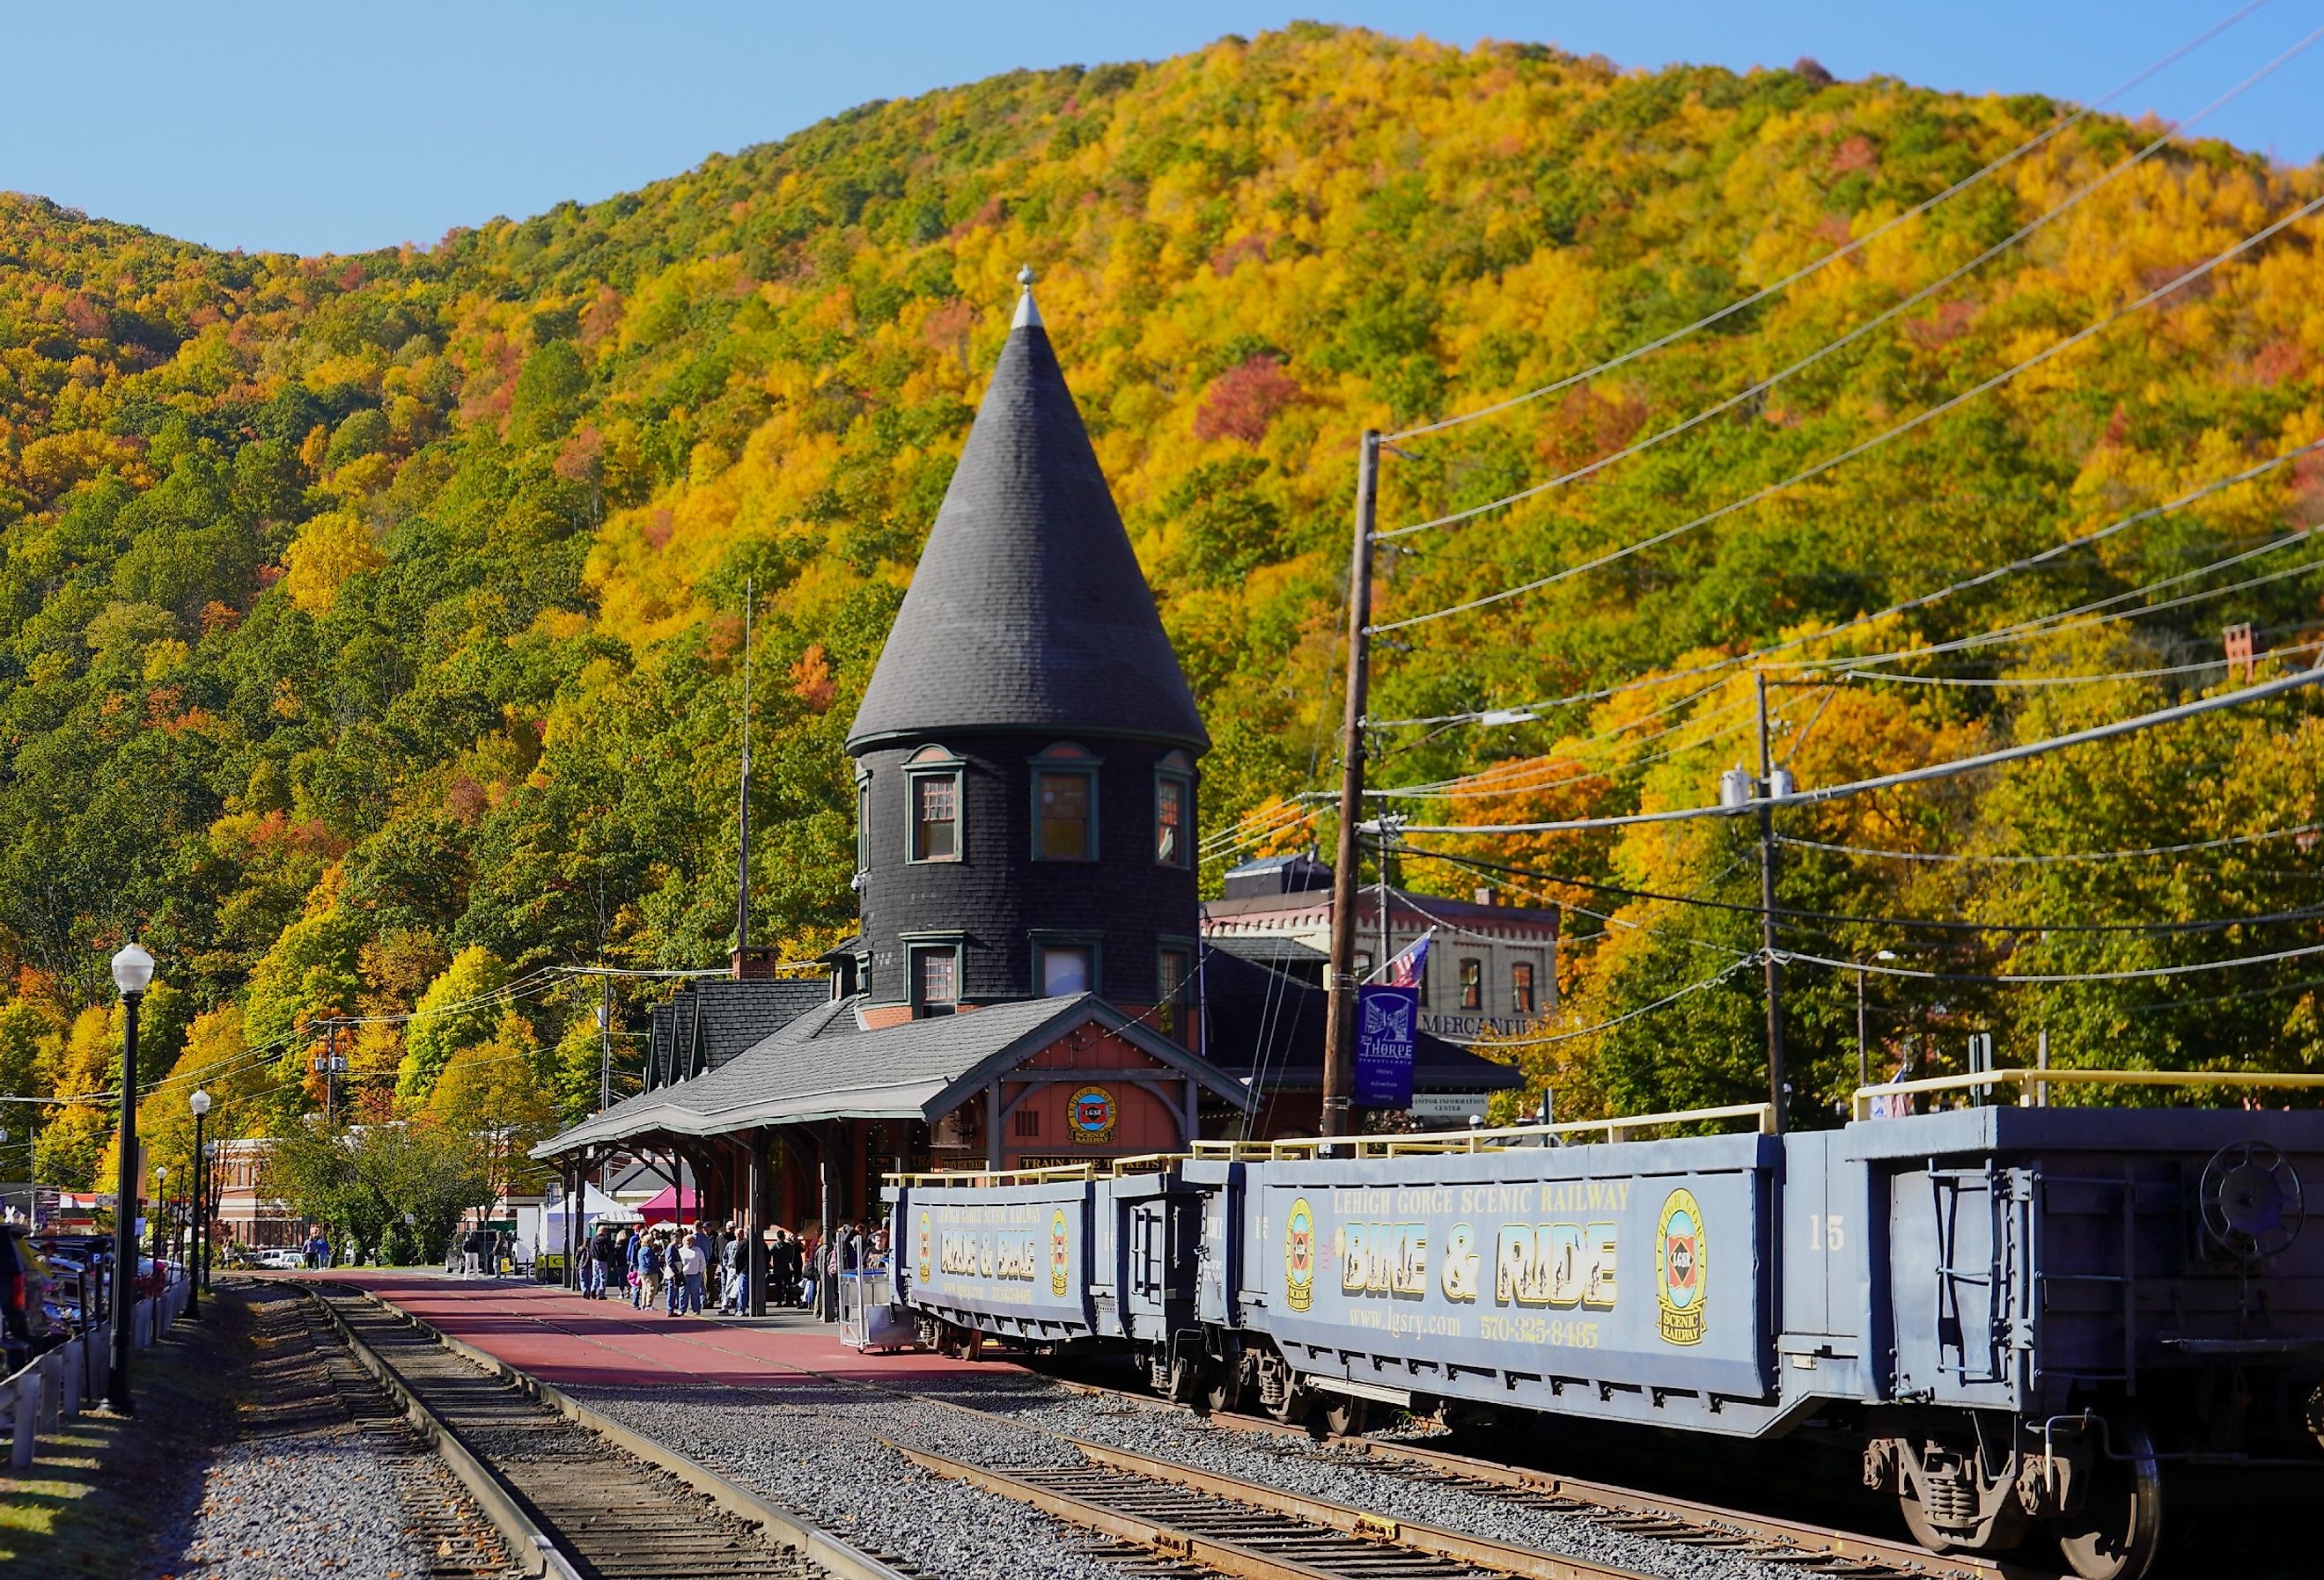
[4,24,2322,1182]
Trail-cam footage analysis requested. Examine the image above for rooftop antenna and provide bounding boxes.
[736,577,755,961]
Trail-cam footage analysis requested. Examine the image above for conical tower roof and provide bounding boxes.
[848,282,1209,753]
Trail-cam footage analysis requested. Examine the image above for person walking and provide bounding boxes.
[720,1227,746,1314]
[586,1225,616,1299]
[626,1227,645,1307]
[638,1231,666,1311]
[676,1231,707,1316]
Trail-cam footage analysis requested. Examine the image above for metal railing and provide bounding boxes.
[4,1274,189,1471]
[1850,1066,2324,1121]
[1191,1101,1778,1160]
[886,1151,1188,1189]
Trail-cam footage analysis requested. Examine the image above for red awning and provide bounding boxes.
[636,1187,701,1222]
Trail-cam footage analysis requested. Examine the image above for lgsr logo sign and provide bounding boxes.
[1655,1188,1706,1346]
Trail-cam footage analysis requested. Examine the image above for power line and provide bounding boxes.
[1779,825,2324,865]
[1790,941,2324,985]
[1369,435,2324,728]
[1378,0,2276,444]
[1396,839,2324,937]
[1377,21,2324,540]
[1390,662,2324,836]
[1460,960,1758,1048]
[1841,639,2324,687]
[1372,191,2324,635]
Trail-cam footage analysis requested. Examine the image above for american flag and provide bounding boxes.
[1383,931,1431,988]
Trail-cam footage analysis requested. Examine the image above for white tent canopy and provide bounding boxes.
[543,1182,639,1227]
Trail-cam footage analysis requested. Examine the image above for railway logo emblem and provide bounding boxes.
[1049,1208,1070,1297]
[1069,1085,1117,1145]
[1284,1197,1317,1312]
[916,1210,932,1284]
[1656,1188,1706,1346]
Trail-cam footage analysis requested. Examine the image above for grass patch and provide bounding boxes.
[0,1288,247,1576]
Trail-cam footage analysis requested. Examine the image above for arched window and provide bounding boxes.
[905,745,962,863]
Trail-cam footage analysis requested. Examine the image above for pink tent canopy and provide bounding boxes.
[636,1187,701,1223]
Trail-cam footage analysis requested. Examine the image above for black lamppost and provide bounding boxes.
[108,939,154,1414]
[188,1088,210,1318]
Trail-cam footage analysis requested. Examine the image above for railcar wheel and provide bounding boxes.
[1204,1358,1245,1415]
[1319,1394,1370,1437]
[1165,1353,1204,1407]
[2056,1417,2164,1580]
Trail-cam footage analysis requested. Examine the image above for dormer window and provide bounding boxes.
[1154,749,1193,869]
[905,745,963,863]
[1030,742,1099,861]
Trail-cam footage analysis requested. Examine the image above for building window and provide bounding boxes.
[913,773,960,861]
[1353,951,1373,980]
[1460,958,1482,1010]
[1511,961,1536,1017]
[909,944,960,1018]
[1013,1107,1041,1139]
[1154,751,1193,869]
[1031,743,1099,861]
[1157,944,1192,1043]
[855,775,872,874]
[1033,936,1099,996]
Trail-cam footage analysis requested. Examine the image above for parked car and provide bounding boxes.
[256,1247,305,1270]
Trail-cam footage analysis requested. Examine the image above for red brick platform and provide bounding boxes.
[304,1270,992,1393]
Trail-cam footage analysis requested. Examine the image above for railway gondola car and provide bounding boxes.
[887,1072,2324,1580]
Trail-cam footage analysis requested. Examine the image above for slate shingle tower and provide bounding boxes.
[846,271,1210,1028]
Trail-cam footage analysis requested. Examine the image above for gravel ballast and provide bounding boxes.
[570,1357,1810,1580]
[154,1285,450,1580]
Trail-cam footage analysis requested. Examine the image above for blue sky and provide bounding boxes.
[5,2,2318,255]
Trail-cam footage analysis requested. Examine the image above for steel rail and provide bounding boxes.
[306,1284,916,1580]
[335,1281,2053,1580]
[1033,1375,2039,1580]
[896,1437,1655,1580]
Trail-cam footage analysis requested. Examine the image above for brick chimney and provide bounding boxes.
[730,944,779,981]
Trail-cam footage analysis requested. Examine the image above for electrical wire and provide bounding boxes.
[1780,825,2324,865]
[1378,20,2324,539]
[1372,191,2324,635]
[1459,959,1759,1048]
[1390,658,2324,837]
[1790,941,2324,984]
[1369,436,2324,728]
[1842,638,2324,687]
[1379,0,2276,444]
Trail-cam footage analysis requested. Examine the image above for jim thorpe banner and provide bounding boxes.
[1355,984,1419,1108]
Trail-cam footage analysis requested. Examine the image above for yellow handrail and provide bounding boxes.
[883,1153,1189,1189]
[1850,1066,2324,1121]
[1189,1100,1776,1160]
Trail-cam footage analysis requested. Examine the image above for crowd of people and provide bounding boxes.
[577,1218,889,1317]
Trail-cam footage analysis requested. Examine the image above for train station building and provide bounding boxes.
[532,276,1520,1281]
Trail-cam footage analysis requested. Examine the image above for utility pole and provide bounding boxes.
[598,974,613,1114]
[736,577,755,962]
[1321,430,1380,1140]
[322,1018,338,1125]
[1754,672,1787,1135]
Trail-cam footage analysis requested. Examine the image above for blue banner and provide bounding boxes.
[1355,985,1418,1108]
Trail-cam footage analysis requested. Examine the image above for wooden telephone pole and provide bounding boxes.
[1320,430,1381,1140]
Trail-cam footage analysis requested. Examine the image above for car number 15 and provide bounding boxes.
[1806,1213,1845,1250]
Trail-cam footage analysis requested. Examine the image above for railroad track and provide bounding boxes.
[1033,1375,2039,1580]
[249,1282,515,1579]
[331,1283,2062,1580]
[305,1286,918,1580]
[898,1434,1652,1580]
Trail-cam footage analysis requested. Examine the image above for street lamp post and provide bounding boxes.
[188,1089,210,1318]
[152,1165,167,1275]
[108,940,154,1415]
[1857,950,1900,1091]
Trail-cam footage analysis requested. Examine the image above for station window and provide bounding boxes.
[1014,1107,1041,1139]
[1511,961,1536,1017]
[909,944,960,1018]
[1032,744,1099,861]
[1154,751,1193,868]
[913,773,959,861]
[1040,944,1093,996]
[855,775,872,874]
[1157,944,1192,1043]
[1460,958,1482,1010]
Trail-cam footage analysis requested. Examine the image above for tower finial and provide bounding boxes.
[1012,263,1043,330]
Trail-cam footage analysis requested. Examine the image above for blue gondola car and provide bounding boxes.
[887,1074,2324,1580]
